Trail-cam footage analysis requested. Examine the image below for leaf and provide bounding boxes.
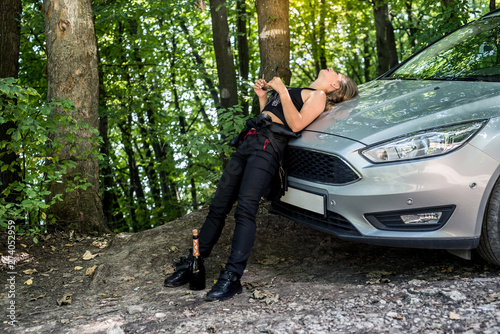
[57,293,72,306]
[74,266,84,271]
[82,250,98,260]
[23,269,38,275]
[24,279,33,285]
[29,294,46,302]
[85,265,98,276]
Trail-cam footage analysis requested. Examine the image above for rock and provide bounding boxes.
[106,323,125,334]
[441,290,467,301]
[127,305,144,314]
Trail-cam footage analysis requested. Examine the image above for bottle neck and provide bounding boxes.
[193,237,200,257]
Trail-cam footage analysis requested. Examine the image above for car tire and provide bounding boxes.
[477,178,500,266]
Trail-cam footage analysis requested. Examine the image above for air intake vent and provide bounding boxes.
[286,147,361,185]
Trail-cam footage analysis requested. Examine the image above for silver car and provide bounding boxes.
[271,9,500,265]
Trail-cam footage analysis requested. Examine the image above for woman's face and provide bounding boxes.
[319,69,341,91]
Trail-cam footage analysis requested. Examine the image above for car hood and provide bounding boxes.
[304,79,500,145]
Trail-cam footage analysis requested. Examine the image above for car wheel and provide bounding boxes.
[477,178,500,266]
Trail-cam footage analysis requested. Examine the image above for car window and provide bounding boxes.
[386,15,500,82]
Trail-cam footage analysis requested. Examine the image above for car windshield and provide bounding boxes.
[385,14,500,82]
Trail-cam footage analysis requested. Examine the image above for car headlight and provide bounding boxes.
[360,120,488,163]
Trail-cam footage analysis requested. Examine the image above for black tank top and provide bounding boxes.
[263,87,316,131]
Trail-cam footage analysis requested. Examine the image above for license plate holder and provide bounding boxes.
[280,187,326,216]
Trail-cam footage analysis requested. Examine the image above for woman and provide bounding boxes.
[164,69,359,301]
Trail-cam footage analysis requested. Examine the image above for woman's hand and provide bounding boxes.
[253,78,269,98]
[267,77,287,95]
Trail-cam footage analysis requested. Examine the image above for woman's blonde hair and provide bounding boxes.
[325,74,359,111]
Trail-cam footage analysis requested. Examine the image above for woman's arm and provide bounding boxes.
[253,78,269,112]
[267,77,326,132]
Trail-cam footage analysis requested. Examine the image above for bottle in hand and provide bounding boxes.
[189,229,206,290]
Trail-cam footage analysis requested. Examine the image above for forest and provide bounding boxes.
[0,0,497,237]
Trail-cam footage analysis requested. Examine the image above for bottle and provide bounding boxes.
[189,229,206,290]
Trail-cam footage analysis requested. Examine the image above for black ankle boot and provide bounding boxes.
[205,269,243,301]
[164,255,192,287]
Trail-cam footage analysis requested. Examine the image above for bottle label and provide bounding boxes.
[193,238,200,257]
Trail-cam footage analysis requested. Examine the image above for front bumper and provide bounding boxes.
[271,140,500,250]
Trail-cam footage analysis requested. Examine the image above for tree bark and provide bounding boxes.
[318,0,327,72]
[363,34,371,82]
[491,0,496,11]
[0,0,21,78]
[43,0,108,233]
[236,0,250,116]
[256,0,291,84]
[372,0,399,76]
[209,0,239,110]
[0,0,22,220]
[405,0,418,54]
[236,0,250,82]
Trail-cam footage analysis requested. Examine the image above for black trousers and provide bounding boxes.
[198,130,287,277]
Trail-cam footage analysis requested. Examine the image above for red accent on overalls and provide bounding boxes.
[243,129,270,151]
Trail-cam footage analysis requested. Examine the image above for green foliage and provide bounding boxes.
[13,0,495,234]
[0,78,102,236]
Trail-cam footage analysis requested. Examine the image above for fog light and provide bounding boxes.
[400,212,442,225]
[365,206,455,231]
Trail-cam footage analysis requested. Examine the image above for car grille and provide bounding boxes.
[286,147,360,185]
[270,201,361,237]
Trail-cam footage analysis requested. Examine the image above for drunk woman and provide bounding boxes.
[164,69,359,301]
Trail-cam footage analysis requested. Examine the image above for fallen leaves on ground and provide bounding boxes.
[251,289,279,304]
[86,265,98,276]
[23,269,38,275]
[29,294,46,302]
[57,293,72,306]
[168,246,179,253]
[82,250,98,260]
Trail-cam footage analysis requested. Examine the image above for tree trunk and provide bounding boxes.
[97,44,124,231]
[236,0,250,116]
[405,0,418,54]
[0,0,21,78]
[236,0,249,82]
[128,18,162,211]
[117,116,147,232]
[491,0,496,11]
[179,21,220,108]
[363,34,371,82]
[170,34,198,211]
[0,0,22,221]
[372,1,399,76]
[209,0,239,111]
[318,0,327,72]
[43,0,108,233]
[255,0,291,84]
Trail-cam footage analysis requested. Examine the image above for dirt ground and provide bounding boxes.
[2,203,500,333]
